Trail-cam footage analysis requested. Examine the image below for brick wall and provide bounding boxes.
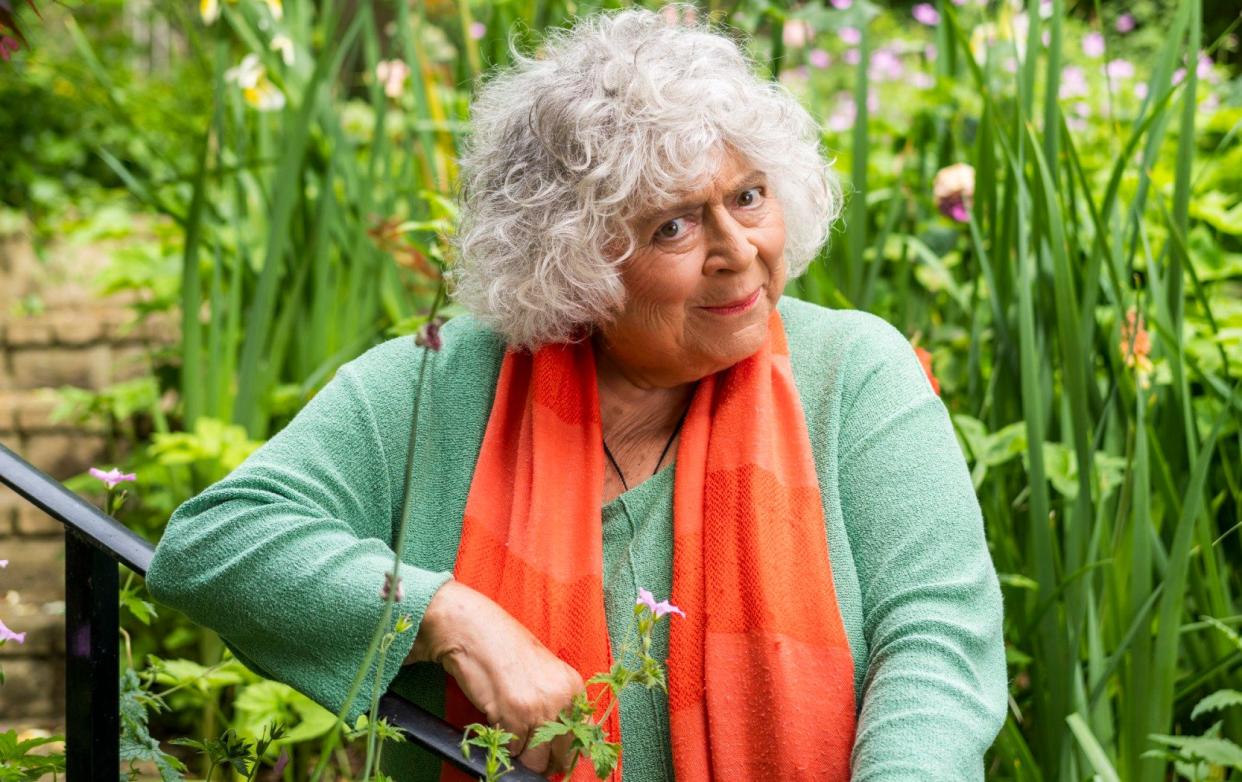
[0,222,177,729]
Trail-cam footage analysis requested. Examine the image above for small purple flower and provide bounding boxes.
[1116,13,1136,33]
[468,21,486,41]
[0,36,19,62]
[827,97,856,132]
[912,3,940,26]
[911,71,935,89]
[636,587,685,620]
[869,48,905,81]
[1133,81,1148,99]
[1196,53,1215,82]
[830,0,852,8]
[416,317,446,352]
[843,48,861,65]
[1106,59,1135,80]
[273,748,290,775]
[1172,67,1186,86]
[380,573,405,603]
[1082,31,1105,58]
[0,618,25,645]
[809,48,831,69]
[90,467,136,490]
[924,43,938,61]
[838,26,861,46]
[1059,65,1088,98]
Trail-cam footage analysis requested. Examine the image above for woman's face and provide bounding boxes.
[593,149,787,388]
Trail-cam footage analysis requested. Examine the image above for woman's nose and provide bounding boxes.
[702,207,756,274]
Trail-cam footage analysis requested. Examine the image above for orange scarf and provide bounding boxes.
[443,310,856,781]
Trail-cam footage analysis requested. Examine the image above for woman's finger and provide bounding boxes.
[518,737,553,774]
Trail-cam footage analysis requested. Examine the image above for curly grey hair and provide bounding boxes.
[449,5,841,349]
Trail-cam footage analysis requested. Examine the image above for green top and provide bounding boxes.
[146,296,1007,781]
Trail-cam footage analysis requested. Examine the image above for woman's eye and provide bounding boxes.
[655,218,686,241]
[738,187,763,207]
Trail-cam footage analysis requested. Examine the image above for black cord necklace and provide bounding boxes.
[602,395,693,492]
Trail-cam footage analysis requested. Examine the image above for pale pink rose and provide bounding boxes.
[783,19,813,49]
[933,163,975,223]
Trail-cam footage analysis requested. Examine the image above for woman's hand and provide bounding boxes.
[408,579,585,776]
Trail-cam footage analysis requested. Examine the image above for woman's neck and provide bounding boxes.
[592,342,695,447]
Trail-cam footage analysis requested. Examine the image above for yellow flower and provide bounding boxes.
[265,0,283,20]
[200,0,220,24]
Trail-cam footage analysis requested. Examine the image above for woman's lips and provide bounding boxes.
[699,287,762,315]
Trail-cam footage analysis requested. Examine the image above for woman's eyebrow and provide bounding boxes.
[641,170,768,224]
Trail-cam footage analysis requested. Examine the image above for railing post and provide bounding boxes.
[65,528,120,779]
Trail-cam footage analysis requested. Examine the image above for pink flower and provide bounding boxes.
[380,573,405,603]
[838,26,861,46]
[1059,65,1088,98]
[809,48,831,69]
[468,21,486,41]
[90,467,136,490]
[911,71,935,89]
[924,43,938,61]
[0,560,7,568]
[912,3,940,26]
[636,588,685,620]
[869,48,905,81]
[0,36,19,62]
[1196,53,1216,82]
[1116,13,1136,33]
[1106,59,1135,80]
[0,618,25,645]
[843,48,861,65]
[830,0,852,8]
[1133,82,1148,100]
[1172,67,1186,86]
[1082,31,1105,58]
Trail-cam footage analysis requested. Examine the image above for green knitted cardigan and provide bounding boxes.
[146,296,1008,781]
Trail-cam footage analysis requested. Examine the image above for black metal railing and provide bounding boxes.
[0,441,543,781]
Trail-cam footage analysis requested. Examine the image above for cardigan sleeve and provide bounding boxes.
[145,344,453,726]
[836,318,1008,781]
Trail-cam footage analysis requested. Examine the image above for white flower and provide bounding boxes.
[376,59,410,100]
[225,53,264,89]
[226,54,285,112]
[265,0,283,20]
[200,0,220,24]
[271,34,294,66]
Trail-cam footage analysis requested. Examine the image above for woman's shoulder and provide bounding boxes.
[343,313,508,384]
[777,296,937,414]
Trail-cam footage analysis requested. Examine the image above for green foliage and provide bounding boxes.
[119,667,187,782]
[0,729,66,782]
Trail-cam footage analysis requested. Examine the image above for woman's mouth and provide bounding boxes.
[699,287,762,316]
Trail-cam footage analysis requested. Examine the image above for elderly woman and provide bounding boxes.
[147,7,1006,781]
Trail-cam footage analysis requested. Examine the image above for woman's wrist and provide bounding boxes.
[406,578,467,665]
